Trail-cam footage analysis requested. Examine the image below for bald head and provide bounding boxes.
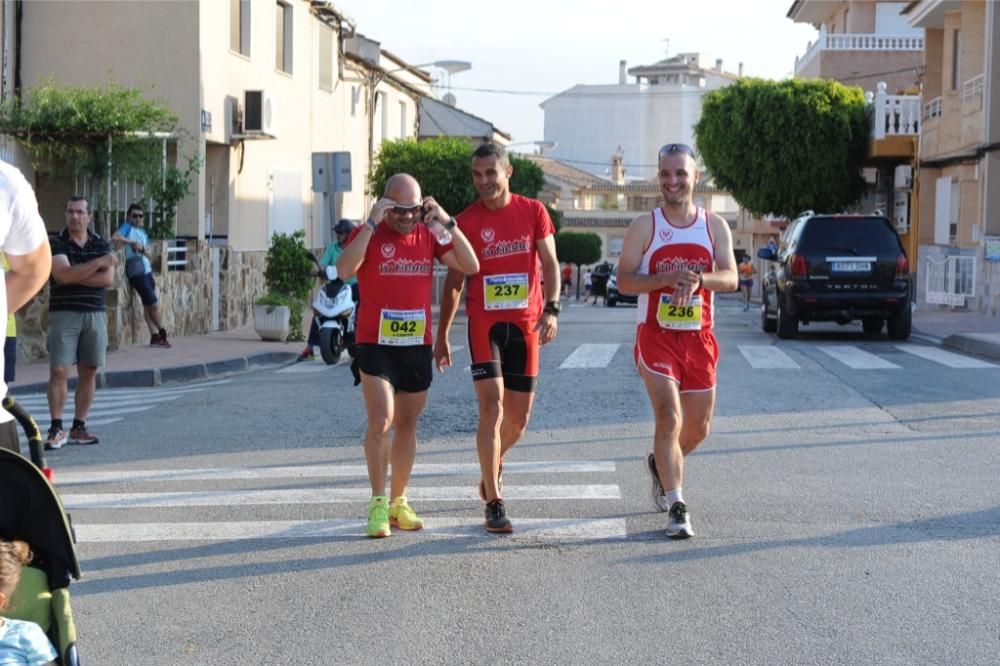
[384,173,421,204]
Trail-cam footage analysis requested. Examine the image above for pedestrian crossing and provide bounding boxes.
[63,459,627,543]
[8,379,232,427]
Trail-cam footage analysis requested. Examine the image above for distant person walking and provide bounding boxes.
[46,196,115,450]
[0,163,51,454]
[583,269,592,300]
[112,203,171,347]
[738,255,756,311]
[561,264,572,298]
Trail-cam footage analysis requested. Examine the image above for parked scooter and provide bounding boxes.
[308,254,357,365]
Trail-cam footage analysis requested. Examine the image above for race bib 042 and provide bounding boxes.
[483,273,529,311]
[378,309,426,346]
[656,294,702,331]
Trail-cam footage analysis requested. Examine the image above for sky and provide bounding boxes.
[336,0,819,148]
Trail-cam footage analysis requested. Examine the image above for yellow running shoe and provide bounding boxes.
[389,496,424,531]
[367,496,391,538]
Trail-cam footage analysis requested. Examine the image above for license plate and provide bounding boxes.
[831,261,871,272]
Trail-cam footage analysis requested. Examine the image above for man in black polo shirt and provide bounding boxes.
[45,196,115,450]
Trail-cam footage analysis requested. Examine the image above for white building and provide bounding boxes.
[540,53,741,180]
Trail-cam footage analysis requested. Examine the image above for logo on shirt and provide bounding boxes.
[654,256,711,274]
[481,234,532,260]
[381,243,396,258]
[378,258,433,276]
[481,227,495,243]
[659,228,674,242]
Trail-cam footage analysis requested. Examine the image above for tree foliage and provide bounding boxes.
[554,231,602,267]
[694,78,869,220]
[369,138,546,215]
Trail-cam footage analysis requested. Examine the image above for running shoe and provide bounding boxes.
[366,496,391,538]
[646,453,670,512]
[389,497,424,531]
[665,501,694,539]
[44,428,67,451]
[68,427,99,446]
[484,499,513,534]
[477,460,505,502]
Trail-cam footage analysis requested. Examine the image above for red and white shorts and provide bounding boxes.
[633,324,719,392]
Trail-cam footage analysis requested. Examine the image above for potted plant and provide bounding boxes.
[255,230,314,342]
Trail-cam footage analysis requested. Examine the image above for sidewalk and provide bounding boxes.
[912,309,1000,360]
[8,325,303,396]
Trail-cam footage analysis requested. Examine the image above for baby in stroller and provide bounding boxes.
[0,539,57,665]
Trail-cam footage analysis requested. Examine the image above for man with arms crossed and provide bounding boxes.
[337,174,478,538]
[616,143,737,538]
[435,143,561,534]
[45,196,115,449]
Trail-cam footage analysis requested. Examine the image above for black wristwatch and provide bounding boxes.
[543,300,561,317]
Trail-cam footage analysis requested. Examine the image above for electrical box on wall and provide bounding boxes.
[311,152,352,193]
[893,190,910,233]
[894,165,913,190]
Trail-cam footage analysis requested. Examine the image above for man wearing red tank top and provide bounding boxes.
[435,143,561,533]
[337,173,479,538]
[617,143,737,539]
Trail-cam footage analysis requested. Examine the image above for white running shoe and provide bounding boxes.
[665,501,694,539]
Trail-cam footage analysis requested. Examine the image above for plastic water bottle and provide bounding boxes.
[427,217,452,245]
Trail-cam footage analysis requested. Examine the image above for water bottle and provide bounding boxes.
[427,217,452,245]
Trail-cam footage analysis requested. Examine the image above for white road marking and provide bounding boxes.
[895,344,997,369]
[276,363,335,373]
[10,380,231,402]
[62,485,621,509]
[738,345,801,369]
[817,346,901,370]
[75,518,628,542]
[57,460,616,485]
[77,417,123,427]
[559,344,620,369]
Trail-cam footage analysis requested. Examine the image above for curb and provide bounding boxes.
[941,333,1000,362]
[8,351,298,396]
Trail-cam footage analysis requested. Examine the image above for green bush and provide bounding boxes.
[260,230,314,341]
[694,78,869,220]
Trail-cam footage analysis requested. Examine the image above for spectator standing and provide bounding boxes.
[111,203,171,347]
[45,196,114,450]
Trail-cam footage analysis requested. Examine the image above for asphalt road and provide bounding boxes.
[19,295,999,665]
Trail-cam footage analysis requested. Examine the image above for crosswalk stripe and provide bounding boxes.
[62,485,621,509]
[74,518,628,543]
[276,362,337,373]
[81,417,123,427]
[738,345,800,369]
[895,344,997,369]
[10,380,231,401]
[58,460,616,485]
[559,344,620,368]
[14,393,196,409]
[817,345,901,369]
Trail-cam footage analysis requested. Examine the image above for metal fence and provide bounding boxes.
[925,254,975,307]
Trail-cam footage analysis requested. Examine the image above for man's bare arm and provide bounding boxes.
[5,241,52,313]
[704,213,738,293]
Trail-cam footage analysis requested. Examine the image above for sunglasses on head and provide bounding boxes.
[658,143,696,159]
[391,204,422,216]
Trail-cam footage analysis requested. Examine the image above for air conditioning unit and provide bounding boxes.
[894,164,913,190]
[243,90,275,134]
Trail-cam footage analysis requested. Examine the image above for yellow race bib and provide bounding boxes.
[657,294,702,331]
[378,309,426,346]
[483,273,529,311]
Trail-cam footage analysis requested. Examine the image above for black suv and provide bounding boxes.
[606,264,638,307]
[757,212,911,340]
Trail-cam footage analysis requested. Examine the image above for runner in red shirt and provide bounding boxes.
[435,143,561,533]
[337,173,479,538]
[617,143,737,539]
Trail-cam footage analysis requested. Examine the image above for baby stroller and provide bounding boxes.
[0,443,82,664]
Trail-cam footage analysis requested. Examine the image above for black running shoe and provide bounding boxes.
[484,499,513,533]
[665,501,694,539]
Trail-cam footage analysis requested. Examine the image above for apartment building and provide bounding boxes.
[905,0,1000,315]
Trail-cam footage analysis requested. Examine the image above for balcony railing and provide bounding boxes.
[796,33,925,76]
[868,82,920,139]
[962,74,984,110]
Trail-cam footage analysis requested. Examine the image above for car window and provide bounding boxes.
[799,218,902,254]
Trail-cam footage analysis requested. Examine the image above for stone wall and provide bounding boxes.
[14,240,269,362]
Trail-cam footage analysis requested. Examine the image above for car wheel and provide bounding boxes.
[887,306,911,340]
[761,301,777,333]
[776,293,798,339]
[862,317,884,335]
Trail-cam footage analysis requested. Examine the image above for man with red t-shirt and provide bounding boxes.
[435,143,561,533]
[617,143,737,539]
[337,173,478,538]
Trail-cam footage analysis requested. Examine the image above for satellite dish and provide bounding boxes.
[442,92,457,107]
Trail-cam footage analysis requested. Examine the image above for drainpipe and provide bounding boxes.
[14,0,22,98]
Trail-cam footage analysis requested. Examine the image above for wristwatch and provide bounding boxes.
[543,300,561,317]
[444,218,456,230]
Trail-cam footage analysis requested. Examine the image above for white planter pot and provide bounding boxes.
[254,304,290,341]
